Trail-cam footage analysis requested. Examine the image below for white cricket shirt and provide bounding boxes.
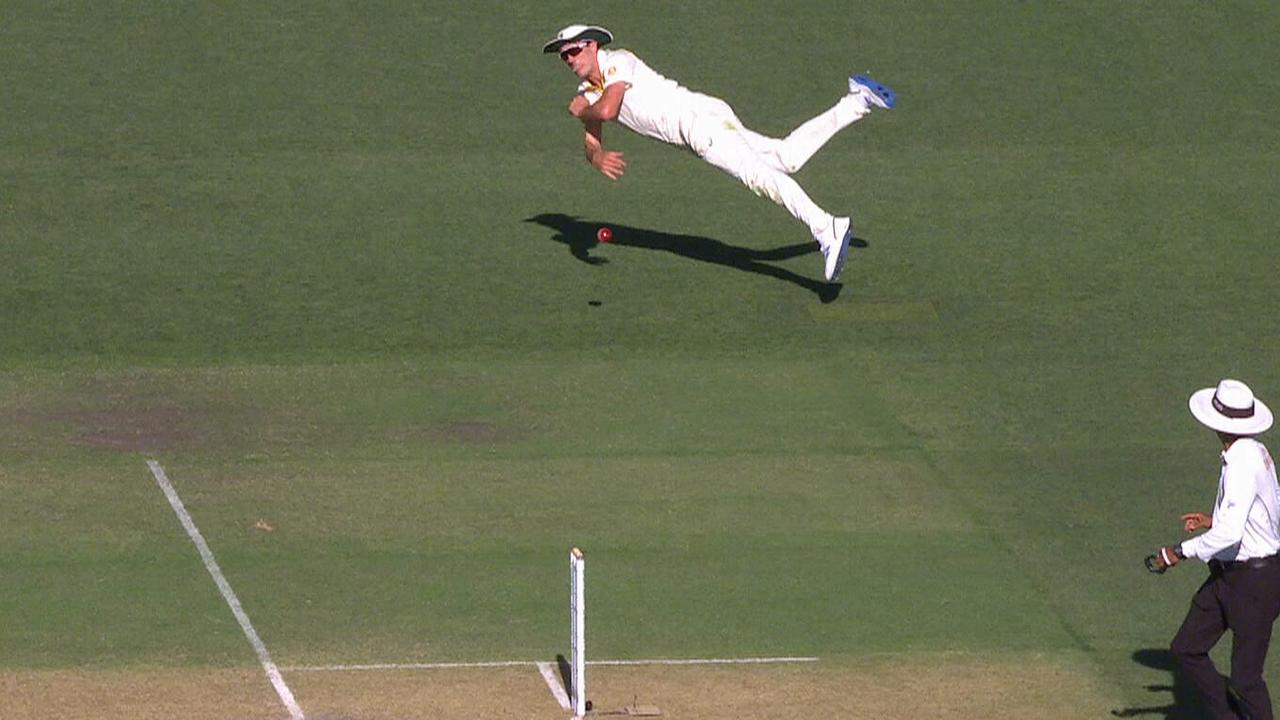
[578,48,728,150]
[1181,438,1280,562]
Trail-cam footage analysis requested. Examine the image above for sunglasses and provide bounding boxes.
[559,44,586,60]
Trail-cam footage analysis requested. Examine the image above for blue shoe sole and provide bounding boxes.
[852,74,895,109]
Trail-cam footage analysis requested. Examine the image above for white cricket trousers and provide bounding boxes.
[690,94,870,239]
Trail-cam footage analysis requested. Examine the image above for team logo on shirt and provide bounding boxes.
[607,66,617,77]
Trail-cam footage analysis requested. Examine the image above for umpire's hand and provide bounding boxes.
[1145,546,1182,574]
[1182,512,1212,532]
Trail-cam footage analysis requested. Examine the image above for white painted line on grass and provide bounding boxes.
[283,660,537,671]
[283,656,819,672]
[147,459,306,720]
[536,661,573,710]
[589,656,819,667]
[286,656,818,713]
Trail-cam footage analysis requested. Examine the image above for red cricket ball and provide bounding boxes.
[596,227,613,243]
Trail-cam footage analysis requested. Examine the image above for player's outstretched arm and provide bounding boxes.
[582,119,626,180]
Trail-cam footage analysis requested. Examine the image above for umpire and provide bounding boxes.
[1151,379,1280,719]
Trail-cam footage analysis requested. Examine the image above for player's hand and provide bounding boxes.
[593,150,626,180]
[568,95,590,117]
[1182,512,1212,532]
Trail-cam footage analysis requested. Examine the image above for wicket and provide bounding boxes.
[570,547,586,716]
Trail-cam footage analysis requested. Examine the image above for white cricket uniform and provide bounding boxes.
[1181,438,1280,562]
[579,48,871,240]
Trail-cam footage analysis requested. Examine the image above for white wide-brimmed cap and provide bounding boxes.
[542,24,613,54]
[1189,379,1274,435]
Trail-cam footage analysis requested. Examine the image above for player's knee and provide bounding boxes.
[741,174,782,205]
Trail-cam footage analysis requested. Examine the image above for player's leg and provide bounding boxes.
[736,127,788,173]
[1224,565,1280,720]
[704,104,790,173]
[726,105,865,176]
[774,74,896,173]
[696,122,852,281]
[1170,577,1235,719]
[1229,623,1275,720]
[697,123,826,236]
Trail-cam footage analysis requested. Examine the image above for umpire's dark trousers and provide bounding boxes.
[1171,556,1280,720]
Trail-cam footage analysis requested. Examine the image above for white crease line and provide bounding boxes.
[284,656,817,712]
[590,656,819,666]
[147,459,305,720]
[536,662,573,710]
[283,656,819,672]
[283,660,537,671]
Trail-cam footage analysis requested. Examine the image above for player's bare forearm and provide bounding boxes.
[581,119,626,180]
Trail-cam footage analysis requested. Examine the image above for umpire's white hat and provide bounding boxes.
[543,24,613,54]
[1190,379,1274,435]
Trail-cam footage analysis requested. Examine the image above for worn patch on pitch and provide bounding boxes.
[11,404,199,451]
[1,666,566,720]
[1,668,281,720]
[584,656,1118,720]
[3,655,1118,720]
[4,373,227,452]
[806,299,939,323]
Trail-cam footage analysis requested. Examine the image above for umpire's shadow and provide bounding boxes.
[1110,649,1217,719]
[524,213,859,303]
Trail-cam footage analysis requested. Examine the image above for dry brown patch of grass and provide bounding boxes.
[2,668,281,720]
[3,656,1117,720]
[583,656,1116,719]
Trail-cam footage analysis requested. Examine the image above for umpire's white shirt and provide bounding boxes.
[1181,438,1280,562]
[579,49,729,152]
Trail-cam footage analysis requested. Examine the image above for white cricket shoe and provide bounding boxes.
[817,216,853,282]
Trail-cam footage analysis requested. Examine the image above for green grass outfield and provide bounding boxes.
[2,1,1279,717]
